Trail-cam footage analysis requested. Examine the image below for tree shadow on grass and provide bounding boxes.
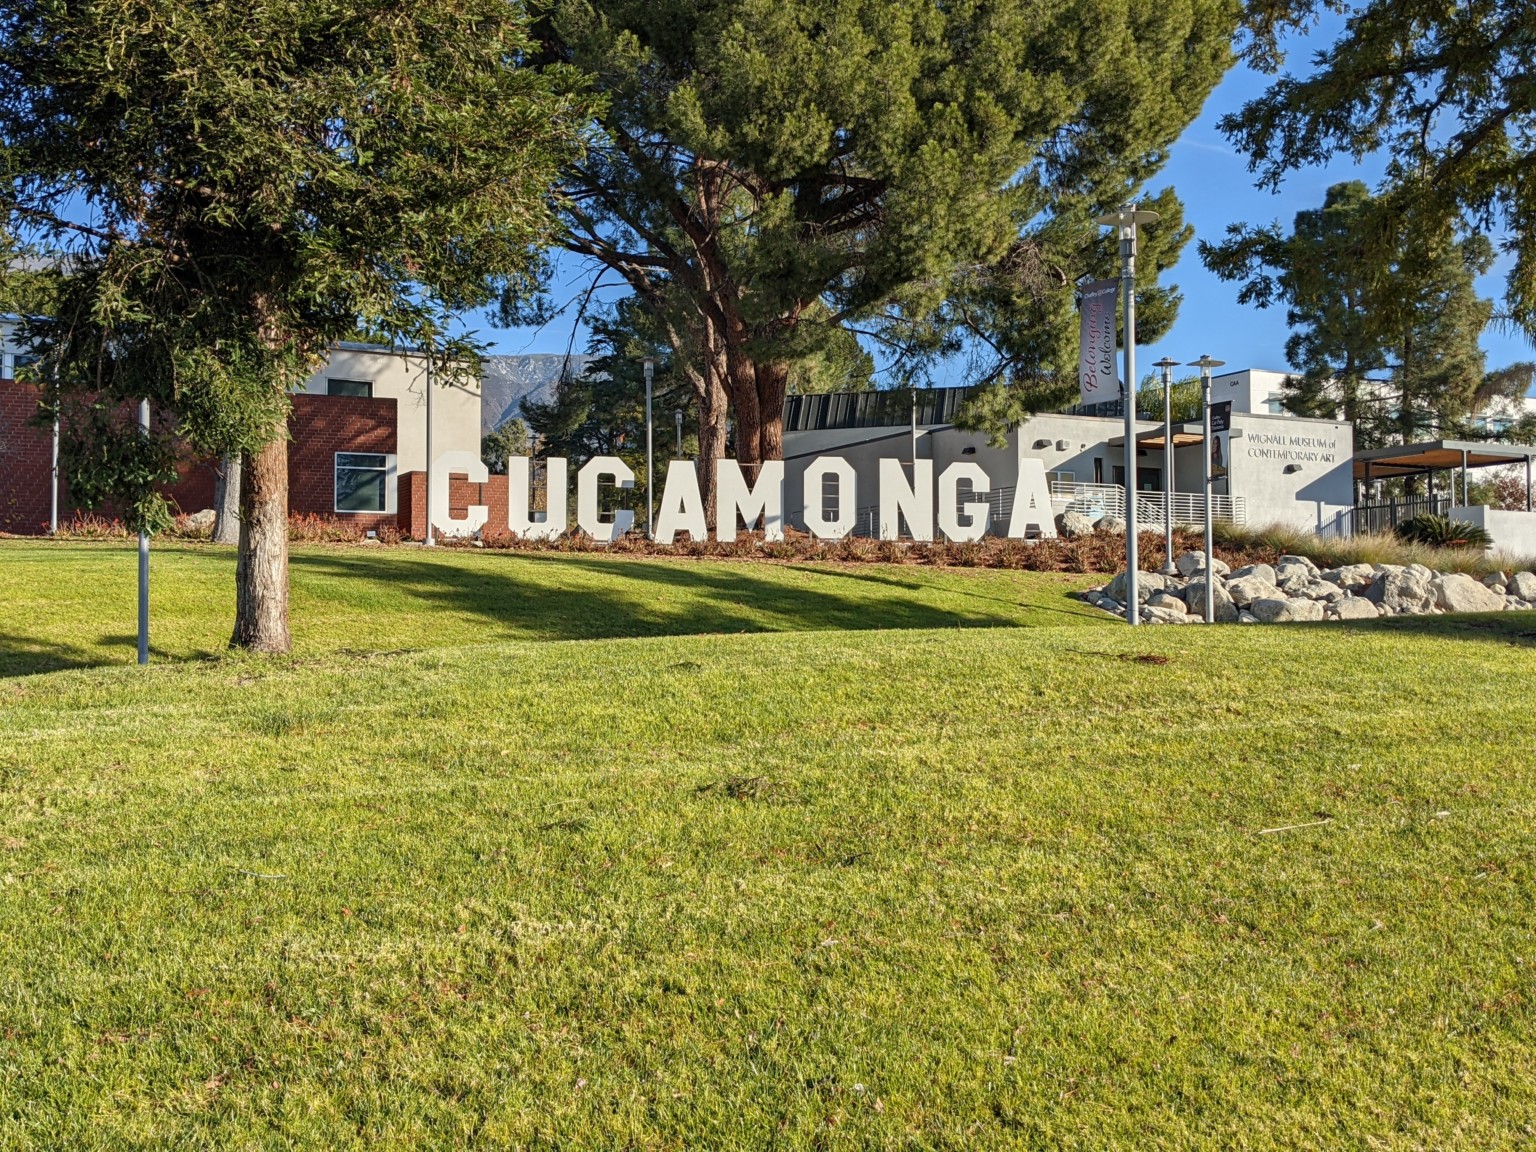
[0,633,105,679]
[1339,612,1536,647]
[288,550,1039,642]
[790,564,1103,623]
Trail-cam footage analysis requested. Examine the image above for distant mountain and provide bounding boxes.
[480,354,594,436]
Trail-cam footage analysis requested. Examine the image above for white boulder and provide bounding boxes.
[1329,596,1379,621]
[1432,573,1506,614]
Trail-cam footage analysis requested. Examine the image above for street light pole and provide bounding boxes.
[137,398,150,665]
[1188,355,1226,622]
[1153,357,1179,574]
[1094,203,1160,625]
[424,348,435,548]
[642,356,656,539]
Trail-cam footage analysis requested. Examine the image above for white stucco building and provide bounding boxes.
[781,386,1356,537]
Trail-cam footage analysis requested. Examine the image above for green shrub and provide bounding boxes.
[1394,514,1493,549]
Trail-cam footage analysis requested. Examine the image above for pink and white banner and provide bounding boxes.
[1078,279,1119,407]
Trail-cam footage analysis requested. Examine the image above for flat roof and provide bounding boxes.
[1352,439,1536,479]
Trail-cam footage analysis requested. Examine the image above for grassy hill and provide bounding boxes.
[2,541,1534,1147]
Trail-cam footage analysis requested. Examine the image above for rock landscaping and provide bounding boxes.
[1080,551,1536,624]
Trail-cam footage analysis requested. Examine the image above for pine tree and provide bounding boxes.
[1223,0,1536,336]
[1201,181,1493,449]
[527,0,1237,496]
[0,0,588,650]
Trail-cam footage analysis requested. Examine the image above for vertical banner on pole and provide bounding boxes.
[1209,400,1232,481]
[1077,279,1119,408]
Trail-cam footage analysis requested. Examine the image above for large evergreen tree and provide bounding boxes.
[1223,0,1536,336]
[528,0,1238,506]
[1202,181,1495,448]
[0,0,587,651]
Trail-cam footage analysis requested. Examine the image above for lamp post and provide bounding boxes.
[1188,355,1226,622]
[137,398,150,664]
[1094,203,1160,625]
[642,355,656,539]
[49,361,60,535]
[423,348,435,547]
[1153,356,1180,573]
[675,409,684,459]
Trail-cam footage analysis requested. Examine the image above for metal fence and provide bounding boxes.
[1336,495,1450,536]
[1049,480,1247,528]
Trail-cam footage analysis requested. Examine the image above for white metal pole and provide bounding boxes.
[1120,235,1139,623]
[424,350,434,547]
[1095,204,1158,625]
[43,360,60,534]
[137,398,150,664]
[50,411,59,533]
[643,356,655,539]
[1187,355,1225,622]
[1201,370,1213,623]
[1154,357,1178,573]
[675,409,684,458]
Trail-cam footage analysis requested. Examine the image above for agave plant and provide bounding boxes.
[1394,514,1493,549]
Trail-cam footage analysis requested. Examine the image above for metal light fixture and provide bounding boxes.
[1094,203,1160,625]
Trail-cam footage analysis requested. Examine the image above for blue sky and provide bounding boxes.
[477,21,1535,385]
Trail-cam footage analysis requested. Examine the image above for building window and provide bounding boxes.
[335,452,389,512]
[327,378,373,398]
[1045,469,1076,492]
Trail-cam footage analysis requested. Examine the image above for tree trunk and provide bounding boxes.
[231,432,291,653]
[725,347,763,468]
[697,367,729,530]
[211,452,242,545]
[754,360,789,462]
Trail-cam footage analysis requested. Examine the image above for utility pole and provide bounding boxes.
[1094,203,1159,625]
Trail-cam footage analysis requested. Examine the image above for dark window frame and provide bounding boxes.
[334,451,390,513]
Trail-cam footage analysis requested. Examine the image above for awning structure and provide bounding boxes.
[1353,439,1536,511]
[1107,422,1207,450]
[1352,439,1536,480]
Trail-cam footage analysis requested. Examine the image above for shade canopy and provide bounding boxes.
[1352,440,1536,480]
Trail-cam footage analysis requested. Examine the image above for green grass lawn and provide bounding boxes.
[0,541,1100,677]
[2,541,1535,1148]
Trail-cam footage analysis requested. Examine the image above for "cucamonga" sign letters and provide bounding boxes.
[426,454,1059,544]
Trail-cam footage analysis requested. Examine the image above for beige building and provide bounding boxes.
[296,341,482,475]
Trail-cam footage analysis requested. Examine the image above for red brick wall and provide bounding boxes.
[395,469,509,541]
[0,386,399,535]
[0,377,59,534]
[287,394,398,530]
